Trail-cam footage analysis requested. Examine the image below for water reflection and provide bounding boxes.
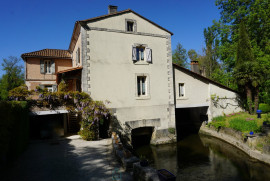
[135,134,270,181]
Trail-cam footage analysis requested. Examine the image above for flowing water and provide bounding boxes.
[135,134,270,181]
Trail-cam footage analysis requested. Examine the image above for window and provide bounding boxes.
[45,85,53,92]
[136,47,145,61]
[137,76,147,96]
[179,83,185,97]
[132,46,152,63]
[127,21,134,32]
[76,48,80,64]
[44,60,51,74]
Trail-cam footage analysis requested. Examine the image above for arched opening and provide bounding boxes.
[131,127,154,148]
[175,106,208,140]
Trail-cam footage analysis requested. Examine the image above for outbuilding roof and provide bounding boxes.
[21,49,71,59]
[173,63,238,93]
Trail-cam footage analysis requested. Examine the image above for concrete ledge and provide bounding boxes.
[199,125,270,165]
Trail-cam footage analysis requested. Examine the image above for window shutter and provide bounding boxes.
[51,60,55,74]
[52,84,57,92]
[40,60,45,74]
[146,48,152,63]
[132,46,137,61]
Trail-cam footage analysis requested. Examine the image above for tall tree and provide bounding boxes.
[234,22,265,113]
[0,56,24,100]
[187,49,198,62]
[199,25,220,78]
[172,43,188,68]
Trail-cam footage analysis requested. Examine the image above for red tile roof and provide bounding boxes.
[21,49,71,59]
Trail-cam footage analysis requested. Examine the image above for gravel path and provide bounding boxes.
[4,137,133,181]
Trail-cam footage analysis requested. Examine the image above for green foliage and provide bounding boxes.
[8,85,33,101]
[209,121,226,130]
[259,103,270,113]
[209,115,226,130]
[0,101,29,166]
[8,86,110,141]
[172,43,188,68]
[58,80,68,92]
[212,115,226,122]
[78,122,98,141]
[168,128,175,134]
[229,118,260,133]
[0,56,24,100]
[187,49,198,62]
[263,113,270,124]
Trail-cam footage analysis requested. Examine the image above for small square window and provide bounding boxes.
[127,21,134,32]
[179,83,185,97]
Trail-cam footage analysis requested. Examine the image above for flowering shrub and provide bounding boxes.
[8,85,33,101]
[9,86,111,141]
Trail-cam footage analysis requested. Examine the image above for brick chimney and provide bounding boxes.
[108,5,118,14]
[190,60,200,74]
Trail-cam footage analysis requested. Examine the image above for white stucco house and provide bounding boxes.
[22,6,243,144]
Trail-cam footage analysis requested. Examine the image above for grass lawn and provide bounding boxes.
[209,112,269,134]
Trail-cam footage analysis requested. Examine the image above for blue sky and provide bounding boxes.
[0,0,220,77]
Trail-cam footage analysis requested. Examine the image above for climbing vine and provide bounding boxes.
[9,85,111,141]
[211,94,239,109]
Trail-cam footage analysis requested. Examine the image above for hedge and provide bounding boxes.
[0,101,29,168]
[259,103,270,113]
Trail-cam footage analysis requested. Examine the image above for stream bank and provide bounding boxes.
[199,122,270,165]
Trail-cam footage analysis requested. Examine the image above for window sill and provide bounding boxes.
[134,61,149,65]
[177,97,188,100]
[136,95,151,100]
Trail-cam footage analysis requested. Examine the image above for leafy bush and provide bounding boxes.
[229,118,260,133]
[209,121,226,130]
[259,103,270,113]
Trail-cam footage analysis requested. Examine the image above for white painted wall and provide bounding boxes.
[173,66,243,121]
[83,11,175,143]
[209,83,243,119]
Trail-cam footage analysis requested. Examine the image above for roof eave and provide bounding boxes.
[172,63,238,93]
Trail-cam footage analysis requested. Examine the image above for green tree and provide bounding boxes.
[234,22,265,113]
[172,43,188,68]
[188,49,198,62]
[0,56,24,100]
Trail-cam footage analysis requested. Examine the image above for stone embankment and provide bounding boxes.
[111,132,161,181]
[199,123,270,165]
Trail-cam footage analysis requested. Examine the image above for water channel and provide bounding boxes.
[135,134,270,181]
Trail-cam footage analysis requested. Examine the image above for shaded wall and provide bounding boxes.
[175,106,208,140]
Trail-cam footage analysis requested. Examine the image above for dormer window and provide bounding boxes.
[127,21,134,32]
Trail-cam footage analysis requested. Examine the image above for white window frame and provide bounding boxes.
[179,83,185,97]
[45,85,53,92]
[132,43,152,65]
[135,73,150,99]
[44,60,52,74]
[177,82,188,100]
